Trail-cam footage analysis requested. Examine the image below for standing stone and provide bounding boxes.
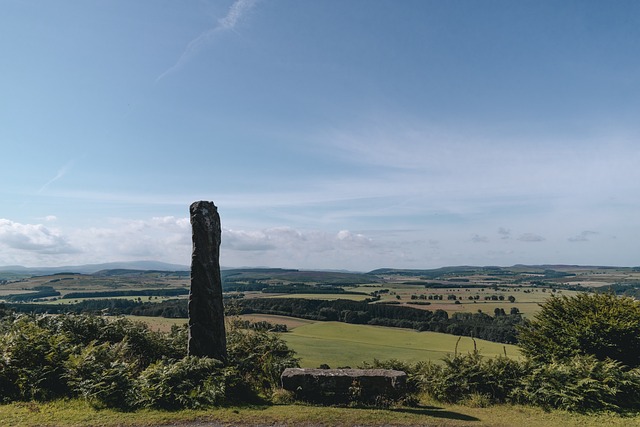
[188,201,227,361]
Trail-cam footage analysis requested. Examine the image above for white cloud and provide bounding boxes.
[0,219,77,255]
[220,227,385,270]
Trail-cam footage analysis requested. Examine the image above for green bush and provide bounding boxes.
[418,352,528,404]
[417,350,640,412]
[64,341,138,409]
[512,355,640,412]
[135,356,226,409]
[0,316,73,401]
[518,293,640,367]
[227,327,299,397]
[0,313,298,408]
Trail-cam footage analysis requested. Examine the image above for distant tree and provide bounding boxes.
[508,295,516,303]
[518,293,640,368]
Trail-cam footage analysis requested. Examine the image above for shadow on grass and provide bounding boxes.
[389,405,480,422]
[236,403,481,422]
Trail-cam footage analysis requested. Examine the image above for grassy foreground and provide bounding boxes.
[281,322,521,368]
[2,398,639,427]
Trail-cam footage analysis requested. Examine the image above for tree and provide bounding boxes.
[518,293,640,368]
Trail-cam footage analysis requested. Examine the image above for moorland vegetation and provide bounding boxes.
[1,292,640,415]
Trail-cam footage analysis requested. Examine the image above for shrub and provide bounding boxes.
[135,356,226,409]
[64,341,138,409]
[418,352,528,404]
[512,355,640,412]
[0,315,73,401]
[227,327,299,398]
[518,293,640,367]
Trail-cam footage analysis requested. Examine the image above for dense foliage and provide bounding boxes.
[413,352,640,412]
[0,313,298,409]
[518,293,640,367]
[413,292,640,412]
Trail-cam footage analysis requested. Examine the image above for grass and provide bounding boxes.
[123,315,188,332]
[280,321,520,368]
[128,316,520,368]
[2,398,639,427]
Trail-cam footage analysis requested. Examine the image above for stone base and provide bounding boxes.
[281,368,407,404]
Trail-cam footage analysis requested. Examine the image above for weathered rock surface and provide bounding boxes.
[281,368,407,404]
[188,201,227,361]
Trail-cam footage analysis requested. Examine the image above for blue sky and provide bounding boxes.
[2,0,639,271]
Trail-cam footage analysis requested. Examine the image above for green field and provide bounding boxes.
[281,321,521,368]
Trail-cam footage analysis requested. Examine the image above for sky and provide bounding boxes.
[1,0,640,271]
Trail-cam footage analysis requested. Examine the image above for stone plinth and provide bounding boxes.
[281,368,407,404]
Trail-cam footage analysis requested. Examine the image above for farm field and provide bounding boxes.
[123,315,188,332]
[261,292,370,301]
[280,321,521,368]
[357,284,581,317]
[41,295,185,305]
[3,265,638,316]
[127,314,519,367]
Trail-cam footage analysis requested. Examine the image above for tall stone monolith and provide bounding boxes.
[188,201,227,361]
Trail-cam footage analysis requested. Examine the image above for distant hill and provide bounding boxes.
[222,268,380,285]
[0,261,189,275]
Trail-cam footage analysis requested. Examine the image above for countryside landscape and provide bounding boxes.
[5,0,640,426]
[2,262,640,426]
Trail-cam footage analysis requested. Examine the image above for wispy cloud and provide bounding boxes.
[38,161,74,194]
[568,230,599,242]
[517,233,546,242]
[156,0,259,82]
[498,227,511,240]
[471,234,489,243]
